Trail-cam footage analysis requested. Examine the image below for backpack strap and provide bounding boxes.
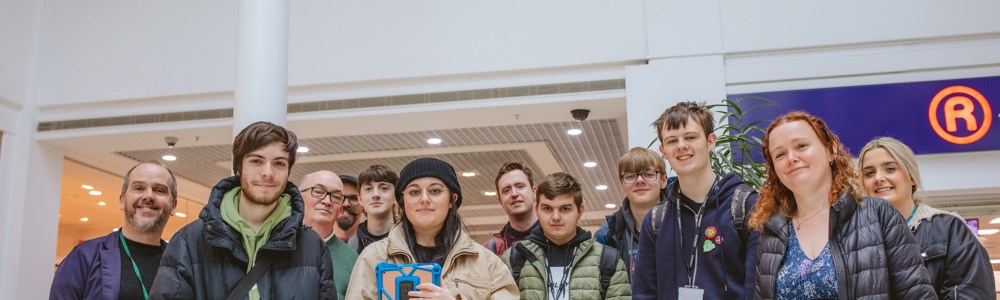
[731,184,756,241]
[487,238,497,254]
[225,252,276,300]
[650,202,668,242]
[509,242,537,281]
[346,235,360,253]
[598,244,620,299]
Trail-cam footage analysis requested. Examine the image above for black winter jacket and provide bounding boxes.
[913,212,995,299]
[149,176,337,300]
[755,193,935,300]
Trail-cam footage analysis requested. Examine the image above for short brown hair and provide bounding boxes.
[652,101,715,145]
[358,164,399,187]
[232,121,299,176]
[494,161,535,192]
[535,172,582,208]
[617,147,667,177]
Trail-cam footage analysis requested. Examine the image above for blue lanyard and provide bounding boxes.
[906,205,919,225]
[119,231,161,300]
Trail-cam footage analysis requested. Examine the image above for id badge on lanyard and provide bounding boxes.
[678,285,705,300]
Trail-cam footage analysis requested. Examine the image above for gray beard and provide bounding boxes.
[125,205,170,234]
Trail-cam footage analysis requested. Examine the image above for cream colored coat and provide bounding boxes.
[346,225,520,300]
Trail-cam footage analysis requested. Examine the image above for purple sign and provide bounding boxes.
[728,76,999,155]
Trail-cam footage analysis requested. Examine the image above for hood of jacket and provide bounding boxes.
[524,224,591,248]
[199,175,306,262]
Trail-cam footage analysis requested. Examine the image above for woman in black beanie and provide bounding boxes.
[347,157,519,300]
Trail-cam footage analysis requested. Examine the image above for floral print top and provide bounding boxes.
[775,225,838,300]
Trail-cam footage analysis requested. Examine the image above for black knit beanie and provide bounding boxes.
[395,157,463,209]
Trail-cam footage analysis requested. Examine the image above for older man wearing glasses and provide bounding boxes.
[300,170,360,300]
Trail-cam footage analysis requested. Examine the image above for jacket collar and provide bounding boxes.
[98,231,122,299]
[200,176,306,262]
[385,224,479,271]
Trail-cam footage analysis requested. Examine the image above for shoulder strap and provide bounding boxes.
[487,238,497,254]
[225,252,276,300]
[650,202,668,242]
[731,184,756,241]
[509,242,537,281]
[346,235,360,253]
[598,244,619,299]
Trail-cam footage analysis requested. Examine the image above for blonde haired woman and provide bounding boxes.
[859,137,994,299]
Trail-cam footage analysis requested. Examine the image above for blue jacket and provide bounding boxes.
[50,231,154,300]
[632,173,759,300]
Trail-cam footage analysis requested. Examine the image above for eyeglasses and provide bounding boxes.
[304,187,360,206]
[620,170,661,184]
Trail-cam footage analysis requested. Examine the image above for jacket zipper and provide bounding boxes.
[829,228,851,299]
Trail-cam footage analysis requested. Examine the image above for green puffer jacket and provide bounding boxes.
[501,227,631,300]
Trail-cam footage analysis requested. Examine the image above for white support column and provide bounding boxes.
[233,0,290,137]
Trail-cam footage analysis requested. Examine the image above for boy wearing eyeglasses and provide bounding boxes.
[300,170,359,300]
[596,147,669,279]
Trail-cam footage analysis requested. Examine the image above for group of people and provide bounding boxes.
[49,101,995,300]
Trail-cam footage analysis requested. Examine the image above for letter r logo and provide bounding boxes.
[928,86,992,144]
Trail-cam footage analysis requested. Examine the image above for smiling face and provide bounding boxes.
[767,120,834,196]
[301,171,344,228]
[239,142,290,206]
[334,182,362,231]
[361,181,396,219]
[536,194,583,245]
[496,170,536,218]
[120,163,177,234]
[658,117,717,176]
[861,148,915,208]
[620,168,668,206]
[402,177,455,234]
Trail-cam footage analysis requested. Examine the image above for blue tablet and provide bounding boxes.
[375,262,442,300]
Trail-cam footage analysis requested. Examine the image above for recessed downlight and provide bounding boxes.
[990,218,1000,224]
[462,172,476,177]
[297,147,309,153]
[81,185,93,190]
[584,162,597,168]
[979,229,999,235]
[98,202,106,206]
[567,129,582,135]
[596,185,608,190]
[176,213,187,217]
[162,155,177,161]
[427,138,442,145]
[89,191,102,196]
[992,259,1000,264]
[605,203,616,209]
[80,218,89,222]
[484,192,497,196]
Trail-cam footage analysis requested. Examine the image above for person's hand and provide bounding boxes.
[408,282,455,300]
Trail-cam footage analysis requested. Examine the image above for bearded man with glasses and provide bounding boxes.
[300,170,359,300]
[596,147,670,279]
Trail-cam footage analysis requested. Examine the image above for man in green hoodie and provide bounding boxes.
[301,170,358,300]
[501,172,631,300]
[150,121,336,300]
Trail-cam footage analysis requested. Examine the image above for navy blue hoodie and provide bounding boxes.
[632,173,759,300]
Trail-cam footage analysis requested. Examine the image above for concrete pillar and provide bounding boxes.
[233,0,290,137]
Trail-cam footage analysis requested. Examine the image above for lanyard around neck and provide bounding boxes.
[545,246,577,300]
[119,231,162,300]
[906,204,919,225]
[676,175,720,287]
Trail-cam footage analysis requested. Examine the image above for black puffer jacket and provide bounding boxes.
[912,212,995,299]
[149,176,337,300]
[755,193,935,300]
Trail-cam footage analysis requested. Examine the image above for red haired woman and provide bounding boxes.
[750,112,934,299]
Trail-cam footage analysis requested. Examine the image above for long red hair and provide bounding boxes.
[748,111,861,229]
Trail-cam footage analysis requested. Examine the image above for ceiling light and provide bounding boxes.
[297,147,309,153]
[113,228,119,232]
[979,229,999,235]
[484,192,497,196]
[80,218,88,222]
[605,203,616,209]
[989,218,1000,224]
[567,129,582,135]
[89,191,102,196]
[176,212,187,217]
[584,162,597,168]
[98,202,106,206]
[81,185,93,190]
[462,172,476,177]
[427,138,442,145]
[162,155,177,161]
[992,259,1000,264]
[596,185,608,190]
